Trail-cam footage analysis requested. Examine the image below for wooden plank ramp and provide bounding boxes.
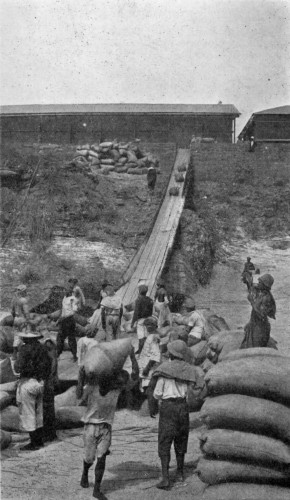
[116,148,190,306]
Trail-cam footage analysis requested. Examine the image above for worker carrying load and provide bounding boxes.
[174,298,205,347]
[100,284,123,342]
[152,339,204,490]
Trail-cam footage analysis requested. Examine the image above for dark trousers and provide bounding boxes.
[30,427,43,446]
[158,399,189,457]
[57,316,77,357]
[43,378,56,438]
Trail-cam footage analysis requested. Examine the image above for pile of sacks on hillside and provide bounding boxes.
[197,348,290,500]
[71,140,159,176]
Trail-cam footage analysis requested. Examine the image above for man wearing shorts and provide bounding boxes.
[79,370,129,500]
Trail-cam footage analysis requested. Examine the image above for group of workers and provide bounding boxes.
[7,255,277,498]
[7,276,206,497]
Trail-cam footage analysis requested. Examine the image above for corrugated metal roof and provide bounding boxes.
[255,105,290,115]
[0,103,240,116]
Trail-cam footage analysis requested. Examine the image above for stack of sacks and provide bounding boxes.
[207,329,277,363]
[197,349,290,500]
[72,140,159,176]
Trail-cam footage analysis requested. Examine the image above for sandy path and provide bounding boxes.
[1,412,205,500]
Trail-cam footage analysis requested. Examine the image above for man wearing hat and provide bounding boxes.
[241,273,276,349]
[152,339,203,489]
[131,284,153,355]
[15,327,51,450]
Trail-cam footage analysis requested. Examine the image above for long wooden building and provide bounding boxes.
[0,103,240,146]
[238,105,290,142]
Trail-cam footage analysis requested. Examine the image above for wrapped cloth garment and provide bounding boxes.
[16,378,44,432]
[152,359,204,386]
[241,288,276,349]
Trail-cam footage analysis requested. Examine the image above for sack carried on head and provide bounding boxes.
[84,338,132,380]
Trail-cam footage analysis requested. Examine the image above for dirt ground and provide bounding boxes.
[1,234,290,500]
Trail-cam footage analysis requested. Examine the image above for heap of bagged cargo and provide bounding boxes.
[197,348,290,500]
[71,140,159,175]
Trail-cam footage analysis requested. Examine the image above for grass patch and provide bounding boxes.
[192,142,290,240]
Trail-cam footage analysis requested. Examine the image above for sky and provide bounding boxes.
[0,0,289,133]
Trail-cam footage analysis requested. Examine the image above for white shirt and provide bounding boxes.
[138,334,161,389]
[188,310,205,339]
[77,337,99,367]
[138,334,161,373]
[61,295,77,318]
[153,376,188,400]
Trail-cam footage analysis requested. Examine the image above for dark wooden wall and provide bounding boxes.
[254,115,290,141]
[0,113,235,145]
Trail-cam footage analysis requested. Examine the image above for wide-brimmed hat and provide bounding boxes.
[19,330,43,339]
[167,339,187,360]
[258,274,274,290]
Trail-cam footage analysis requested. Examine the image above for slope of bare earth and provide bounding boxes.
[0,142,176,309]
[190,141,290,355]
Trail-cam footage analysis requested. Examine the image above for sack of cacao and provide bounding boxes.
[200,428,290,466]
[201,394,290,442]
[175,173,185,182]
[109,149,120,161]
[101,159,115,165]
[169,187,180,196]
[221,346,281,363]
[201,483,290,500]
[115,166,129,173]
[205,356,290,405]
[99,142,113,149]
[197,457,290,486]
[84,338,132,379]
